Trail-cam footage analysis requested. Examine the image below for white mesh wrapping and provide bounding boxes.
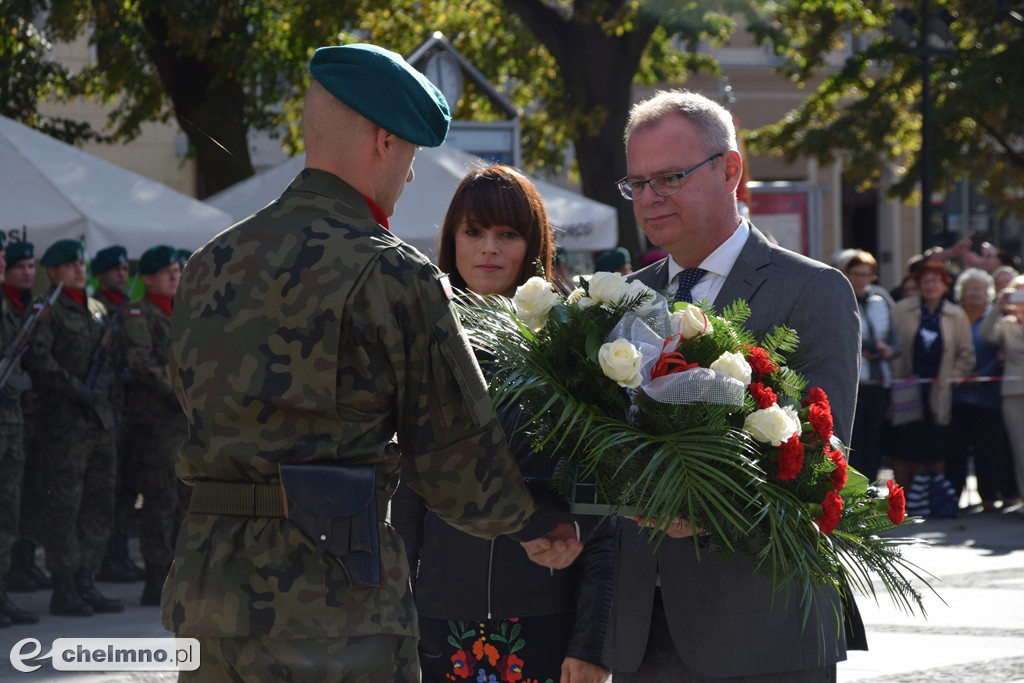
[609,297,745,407]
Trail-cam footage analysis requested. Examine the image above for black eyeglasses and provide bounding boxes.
[617,153,724,200]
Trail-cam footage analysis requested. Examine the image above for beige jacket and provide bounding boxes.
[891,296,975,425]
[980,307,1024,397]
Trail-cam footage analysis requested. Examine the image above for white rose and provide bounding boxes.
[588,272,631,305]
[709,351,752,386]
[598,338,644,388]
[671,305,713,339]
[623,279,655,303]
[566,288,586,304]
[513,277,560,331]
[743,404,801,446]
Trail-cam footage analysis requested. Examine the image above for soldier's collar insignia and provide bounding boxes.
[438,273,454,300]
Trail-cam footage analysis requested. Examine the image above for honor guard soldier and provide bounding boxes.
[22,239,124,616]
[90,245,145,584]
[2,241,51,594]
[164,43,580,681]
[121,245,189,606]
[0,235,40,627]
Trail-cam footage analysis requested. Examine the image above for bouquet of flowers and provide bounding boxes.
[459,271,931,614]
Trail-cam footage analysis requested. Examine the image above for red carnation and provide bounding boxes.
[776,436,805,480]
[828,449,848,490]
[886,480,906,525]
[807,402,833,442]
[745,346,778,378]
[803,387,829,407]
[748,382,777,409]
[816,490,843,534]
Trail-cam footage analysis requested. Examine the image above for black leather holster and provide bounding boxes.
[278,463,381,588]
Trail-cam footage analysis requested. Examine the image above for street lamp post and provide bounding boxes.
[890,1,954,252]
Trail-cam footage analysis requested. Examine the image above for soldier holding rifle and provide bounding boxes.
[22,239,125,617]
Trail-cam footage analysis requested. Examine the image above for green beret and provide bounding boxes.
[40,239,85,267]
[4,241,33,266]
[139,245,178,275]
[595,247,630,273]
[309,44,450,147]
[91,245,128,274]
[175,249,192,267]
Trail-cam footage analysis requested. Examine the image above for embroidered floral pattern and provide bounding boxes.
[443,620,553,683]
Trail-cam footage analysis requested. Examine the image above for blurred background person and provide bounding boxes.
[948,269,1006,512]
[392,165,613,683]
[121,246,190,606]
[594,247,632,275]
[980,275,1024,516]
[843,250,899,484]
[90,245,144,585]
[890,260,975,517]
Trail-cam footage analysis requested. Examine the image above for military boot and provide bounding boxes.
[140,564,168,607]
[74,570,124,613]
[97,533,143,583]
[0,577,40,624]
[19,542,51,590]
[50,576,94,617]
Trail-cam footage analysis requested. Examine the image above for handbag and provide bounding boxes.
[889,379,924,426]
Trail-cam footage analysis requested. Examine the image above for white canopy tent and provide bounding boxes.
[205,146,619,259]
[0,115,234,258]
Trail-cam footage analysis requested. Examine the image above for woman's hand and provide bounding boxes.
[561,656,610,683]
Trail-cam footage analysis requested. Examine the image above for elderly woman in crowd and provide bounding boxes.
[980,274,1024,516]
[843,250,900,483]
[948,269,1007,511]
[890,260,975,517]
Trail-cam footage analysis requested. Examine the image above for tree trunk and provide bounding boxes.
[140,8,254,198]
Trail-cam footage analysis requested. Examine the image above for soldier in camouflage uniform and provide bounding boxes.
[2,241,51,594]
[22,240,125,617]
[91,245,145,584]
[165,44,579,682]
[120,245,189,606]
[0,238,40,627]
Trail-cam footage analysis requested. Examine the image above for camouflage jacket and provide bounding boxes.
[122,294,180,426]
[164,168,539,640]
[22,287,116,431]
[93,288,134,419]
[0,294,23,424]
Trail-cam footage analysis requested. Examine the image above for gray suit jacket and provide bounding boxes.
[606,226,861,678]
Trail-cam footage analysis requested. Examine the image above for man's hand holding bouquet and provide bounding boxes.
[459,270,932,616]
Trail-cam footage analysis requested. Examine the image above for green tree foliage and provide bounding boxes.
[749,0,1024,214]
[6,0,771,248]
[0,0,97,142]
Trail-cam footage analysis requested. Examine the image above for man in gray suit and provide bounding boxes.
[606,90,862,681]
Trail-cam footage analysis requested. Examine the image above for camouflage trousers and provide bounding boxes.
[126,419,190,568]
[179,634,420,682]
[39,420,117,577]
[0,419,25,574]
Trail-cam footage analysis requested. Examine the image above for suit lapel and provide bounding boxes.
[714,226,771,309]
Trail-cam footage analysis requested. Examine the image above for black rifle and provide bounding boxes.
[83,277,138,391]
[0,282,64,392]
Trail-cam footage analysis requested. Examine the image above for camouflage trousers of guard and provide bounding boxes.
[125,418,190,568]
[179,634,420,682]
[0,419,25,575]
[38,420,117,577]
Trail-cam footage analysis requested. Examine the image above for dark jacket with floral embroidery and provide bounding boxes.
[391,373,614,667]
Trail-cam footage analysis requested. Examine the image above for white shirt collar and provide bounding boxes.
[666,220,749,304]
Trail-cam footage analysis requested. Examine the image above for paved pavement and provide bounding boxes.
[1,496,1022,681]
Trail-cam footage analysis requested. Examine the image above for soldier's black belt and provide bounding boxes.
[189,482,284,517]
